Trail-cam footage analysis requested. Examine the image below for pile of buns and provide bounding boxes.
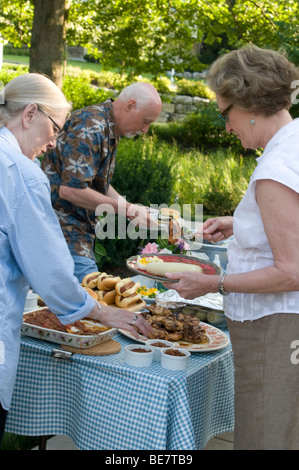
[82,272,146,312]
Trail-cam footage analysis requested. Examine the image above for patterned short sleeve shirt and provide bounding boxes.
[42,99,119,260]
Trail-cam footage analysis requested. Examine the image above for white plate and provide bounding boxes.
[119,322,229,352]
[21,308,117,349]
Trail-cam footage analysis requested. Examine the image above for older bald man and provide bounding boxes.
[42,82,162,282]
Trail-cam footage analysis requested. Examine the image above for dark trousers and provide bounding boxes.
[0,404,7,446]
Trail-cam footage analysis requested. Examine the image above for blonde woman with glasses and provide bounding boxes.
[0,73,152,445]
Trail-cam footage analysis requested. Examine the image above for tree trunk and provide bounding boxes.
[29,0,68,88]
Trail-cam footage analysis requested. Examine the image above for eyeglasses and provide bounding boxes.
[38,105,61,133]
[218,104,233,123]
[47,115,61,133]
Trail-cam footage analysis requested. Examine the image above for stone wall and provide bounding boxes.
[157,95,210,123]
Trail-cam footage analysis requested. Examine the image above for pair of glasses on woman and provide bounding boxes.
[218,104,233,123]
[38,105,61,133]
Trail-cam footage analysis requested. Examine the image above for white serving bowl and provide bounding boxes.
[145,339,174,361]
[124,344,154,367]
[24,291,38,312]
[161,348,191,371]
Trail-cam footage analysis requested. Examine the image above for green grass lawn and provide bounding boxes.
[3,54,105,74]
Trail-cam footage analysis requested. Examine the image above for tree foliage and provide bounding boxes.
[0,0,298,78]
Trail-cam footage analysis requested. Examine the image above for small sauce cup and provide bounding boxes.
[125,344,154,367]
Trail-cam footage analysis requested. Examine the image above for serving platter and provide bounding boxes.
[126,253,220,282]
[119,322,229,352]
[21,308,117,349]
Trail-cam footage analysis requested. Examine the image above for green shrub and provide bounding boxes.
[290,102,299,119]
[175,78,215,100]
[0,64,28,85]
[62,75,114,110]
[113,134,256,217]
[112,135,177,206]
[95,228,140,269]
[150,100,249,154]
[3,45,30,57]
[172,148,257,217]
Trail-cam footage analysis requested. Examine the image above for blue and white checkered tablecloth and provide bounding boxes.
[6,331,234,450]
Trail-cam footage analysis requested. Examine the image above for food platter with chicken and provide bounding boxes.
[119,303,229,352]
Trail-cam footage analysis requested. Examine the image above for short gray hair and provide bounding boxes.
[117,82,162,110]
[208,44,299,116]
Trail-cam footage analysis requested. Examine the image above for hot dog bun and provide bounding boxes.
[82,286,98,300]
[160,207,180,219]
[98,289,116,305]
[115,278,140,297]
[115,292,142,308]
[168,218,182,244]
[82,272,101,289]
[125,299,147,312]
[97,274,121,290]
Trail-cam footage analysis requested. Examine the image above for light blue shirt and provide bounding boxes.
[0,127,95,410]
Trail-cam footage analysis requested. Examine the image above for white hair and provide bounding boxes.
[117,82,162,110]
[0,73,72,128]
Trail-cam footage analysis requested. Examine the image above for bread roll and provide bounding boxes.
[97,274,121,290]
[168,218,182,244]
[115,292,141,308]
[115,278,140,297]
[82,272,101,289]
[82,287,98,300]
[160,207,180,219]
[98,290,116,305]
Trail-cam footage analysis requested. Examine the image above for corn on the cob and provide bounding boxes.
[145,262,202,275]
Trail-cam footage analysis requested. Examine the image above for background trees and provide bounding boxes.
[0,0,297,86]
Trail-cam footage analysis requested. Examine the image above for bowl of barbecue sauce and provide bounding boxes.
[145,339,174,361]
[161,348,191,371]
[125,344,154,367]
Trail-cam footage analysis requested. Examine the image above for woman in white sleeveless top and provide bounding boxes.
[165,45,299,450]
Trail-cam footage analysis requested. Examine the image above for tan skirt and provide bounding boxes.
[228,313,299,450]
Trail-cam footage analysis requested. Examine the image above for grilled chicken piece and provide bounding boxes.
[146,304,172,317]
[183,321,209,344]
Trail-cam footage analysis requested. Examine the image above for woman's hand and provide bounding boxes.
[203,216,234,243]
[162,271,219,300]
[88,304,154,339]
